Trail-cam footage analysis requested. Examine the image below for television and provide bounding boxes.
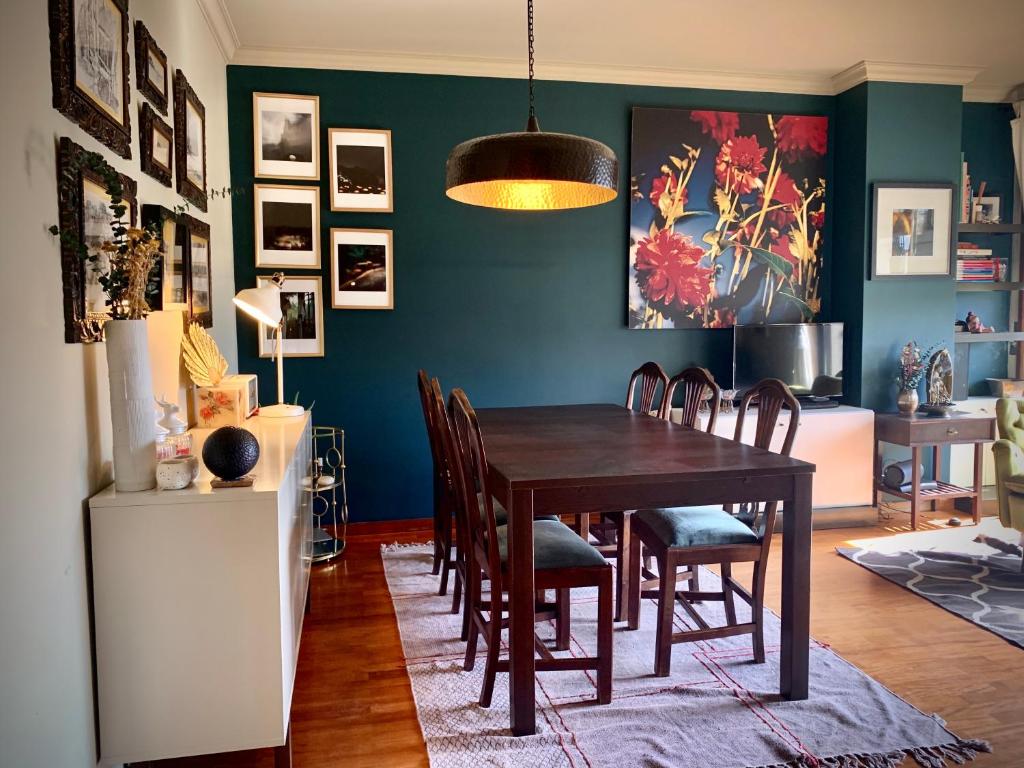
[732,323,844,406]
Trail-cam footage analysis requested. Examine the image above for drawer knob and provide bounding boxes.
[947,428,959,436]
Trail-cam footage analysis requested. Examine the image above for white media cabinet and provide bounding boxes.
[669,404,875,510]
[88,413,312,766]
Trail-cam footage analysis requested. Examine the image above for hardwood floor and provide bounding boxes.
[150,506,1023,768]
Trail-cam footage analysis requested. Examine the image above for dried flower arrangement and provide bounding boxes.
[896,340,939,392]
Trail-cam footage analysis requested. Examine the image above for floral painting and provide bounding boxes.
[628,107,828,329]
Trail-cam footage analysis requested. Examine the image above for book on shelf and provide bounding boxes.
[957,249,994,256]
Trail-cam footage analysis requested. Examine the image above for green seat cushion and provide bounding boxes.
[635,505,759,548]
[496,520,607,570]
[478,493,557,525]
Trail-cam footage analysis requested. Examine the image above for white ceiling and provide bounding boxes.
[210,0,1024,100]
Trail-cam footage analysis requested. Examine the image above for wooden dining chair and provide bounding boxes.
[625,361,670,414]
[417,370,457,597]
[660,366,722,432]
[448,388,613,707]
[627,378,800,676]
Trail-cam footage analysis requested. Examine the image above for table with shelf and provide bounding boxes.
[873,411,995,529]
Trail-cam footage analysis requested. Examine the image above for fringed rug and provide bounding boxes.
[837,517,1024,650]
[382,542,989,768]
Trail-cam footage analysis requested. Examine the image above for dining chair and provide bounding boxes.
[660,366,722,432]
[625,361,670,414]
[448,388,614,707]
[417,369,456,597]
[626,378,800,676]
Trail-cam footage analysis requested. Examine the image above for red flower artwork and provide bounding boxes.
[760,170,801,229]
[690,111,740,144]
[714,135,767,195]
[809,206,825,231]
[650,174,688,207]
[635,229,713,311]
[775,116,828,161]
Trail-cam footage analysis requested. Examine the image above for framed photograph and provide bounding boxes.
[328,128,393,212]
[975,195,1001,224]
[139,103,173,186]
[254,184,320,268]
[174,70,207,211]
[49,0,132,158]
[257,274,324,358]
[134,20,168,114]
[871,182,955,278]
[142,204,187,312]
[254,93,319,180]
[330,228,393,310]
[55,137,137,343]
[180,214,212,327]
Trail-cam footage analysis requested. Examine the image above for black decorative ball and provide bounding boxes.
[202,426,260,481]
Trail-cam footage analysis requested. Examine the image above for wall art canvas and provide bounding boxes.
[49,0,132,158]
[142,205,187,312]
[174,70,207,211]
[134,20,168,114]
[254,184,320,268]
[257,274,324,357]
[254,92,320,180]
[139,102,172,186]
[179,214,211,326]
[330,228,393,310]
[628,107,828,329]
[871,183,954,278]
[329,128,393,212]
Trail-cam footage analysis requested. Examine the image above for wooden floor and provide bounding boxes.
[151,507,1023,768]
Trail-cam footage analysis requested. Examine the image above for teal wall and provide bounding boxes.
[226,66,834,521]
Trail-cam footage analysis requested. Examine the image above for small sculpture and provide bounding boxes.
[920,348,955,418]
[181,323,229,386]
[965,311,994,334]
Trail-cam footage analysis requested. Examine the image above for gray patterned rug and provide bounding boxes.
[382,542,990,768]
[837,518,1024,650]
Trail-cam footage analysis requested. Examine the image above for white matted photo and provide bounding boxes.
[330,228,393,309]
[254,93,320,180]
[254,184,320,268]
[871,183,955,278]
[329,128,393,212]
[75,0,126,124]
[258,274,324,357]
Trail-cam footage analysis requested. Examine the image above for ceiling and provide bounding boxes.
[209,0,1024,100]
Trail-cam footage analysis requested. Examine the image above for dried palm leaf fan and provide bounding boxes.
[181,323,228,387]
[444,0,618,211]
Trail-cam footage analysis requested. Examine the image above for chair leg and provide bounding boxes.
[721,562,737,626]
[689,565,701,602]
[654,552,676,677]
[463,568,480,670]
[751,556,768,664]
[596,568,613,704]
[556,588,571,651]
[627,531,643,631]
[575,512,591,539]
[460,570,472,642]
[438,538,452,597]
[615,511,632,622]
[449,560,462,612]
[479,594,502,708]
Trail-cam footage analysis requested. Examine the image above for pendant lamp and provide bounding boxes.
[445,0,618,211]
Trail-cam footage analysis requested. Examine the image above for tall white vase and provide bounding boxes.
[105,319,157,491]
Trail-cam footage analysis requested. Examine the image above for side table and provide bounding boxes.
[873,411,996,529]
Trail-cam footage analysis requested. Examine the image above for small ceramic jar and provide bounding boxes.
[156,456,200,490]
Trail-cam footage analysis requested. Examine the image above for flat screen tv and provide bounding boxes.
[733,323,843,404]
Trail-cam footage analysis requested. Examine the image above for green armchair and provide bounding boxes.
[991,399,1024,537]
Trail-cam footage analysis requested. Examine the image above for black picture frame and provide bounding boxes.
[55,136,137,343]
[142,204,187,312]
[870,181,957,279]
[134,20,168,114]
[49,0,133,159]
[180,214,212,327]
[139,102,172,186]
[174,69,207,212]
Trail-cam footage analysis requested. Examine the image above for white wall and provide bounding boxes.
[0,1,235,765]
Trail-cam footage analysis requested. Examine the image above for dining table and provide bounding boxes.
[475,403,815,737]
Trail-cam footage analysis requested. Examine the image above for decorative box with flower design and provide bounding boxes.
[193,374,258,428]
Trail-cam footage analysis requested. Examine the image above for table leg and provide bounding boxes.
[508,488,536,736]
[972,443,983,525]
[780,473,812,701]
[615,511,632,622]
[932,445,942,512]
[911,446,922,530]
[872,432,882,508]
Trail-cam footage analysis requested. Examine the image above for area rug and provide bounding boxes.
[382,542,990,768]
[837,517,1024,650]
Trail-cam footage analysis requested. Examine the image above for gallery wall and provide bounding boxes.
[0,2,235,765]
[227,66,836,523]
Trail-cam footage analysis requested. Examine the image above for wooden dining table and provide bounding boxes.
[475,403,815,737]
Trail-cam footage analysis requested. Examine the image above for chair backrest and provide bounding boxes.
[448,388,503,591]
[626,361,669,415]
[733,378,801,535]
[426,377,470,559]
[417,369,445,486]
[662,367,721,432]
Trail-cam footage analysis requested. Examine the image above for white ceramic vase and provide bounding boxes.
[105,319,157,491]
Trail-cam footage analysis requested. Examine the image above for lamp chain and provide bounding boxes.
[527,0,535,121]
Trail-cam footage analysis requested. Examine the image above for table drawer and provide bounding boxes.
[909,418,994,444]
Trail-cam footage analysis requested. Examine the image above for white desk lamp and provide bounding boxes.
[233,273,304,418]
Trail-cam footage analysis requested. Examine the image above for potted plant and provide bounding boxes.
[895,340,937,415]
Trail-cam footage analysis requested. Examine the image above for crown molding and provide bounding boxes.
[832,60,983,94]
[196,0,239,63]
[963,83,1013,103]
[229,45,834,95]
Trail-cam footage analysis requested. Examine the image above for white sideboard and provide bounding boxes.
[89,413,313,766]
[670,404,874,509]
